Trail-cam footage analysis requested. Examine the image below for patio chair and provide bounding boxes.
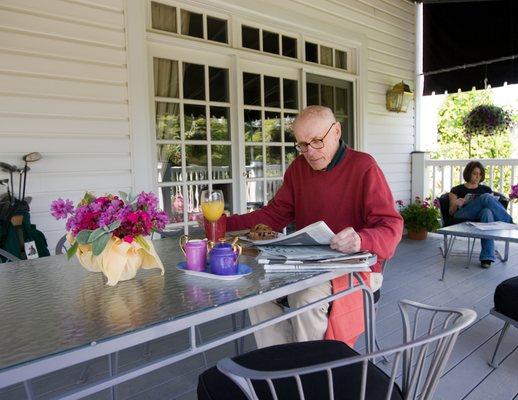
[489,276,518,367]
[0,248,19,262]
[437,192,509,262]
[198,300,476,400]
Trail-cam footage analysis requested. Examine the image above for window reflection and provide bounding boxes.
[155,102,180,140]
[264,76,280,108]
[263,30,279,54]
[157,144,181,183]
[184,104,206,140]
[207,16,228,43]
[151,2,177,33]
[283,79,298,109]
[210,107,230,140]
[211,145,232,179]
[266,147,282,177]
[244,109,262,142]
[242,25,260,50]
[209,67,229,102]
[264,112,281,142]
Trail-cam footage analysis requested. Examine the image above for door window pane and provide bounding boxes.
[305,42,318,63]
[211,145,232,179]
[151,2,177,33]
[283,79,298,109]
[245,146,263,168]
[284,113,297,142]
[183,63,205,100]
[320,85,334,109]
[266,180,282,201]
[210,107,230,140]
[157,144,181,182]
[184,104,206,140]
[186,145,208,180]
[285,146,298,168]
[306,82,319,106]
[209,67,229,102]
[181,9,203,38]
[264,76,280,108]
[262,30,279,54]
[264,112,281,142]
[282,36,297,58]
[335,49,347,70]
[207,16,228,43]
[266,147,282,177]
[320,45,333,66]
[154,58,179,98]
[242,25,260,50]
[244,109,262,142]
[336,88,347,115]
[243,73,261,105]
[155,102,180,140]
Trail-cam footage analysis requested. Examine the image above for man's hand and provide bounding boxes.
[330,227,361,254]
[455,198,465,207]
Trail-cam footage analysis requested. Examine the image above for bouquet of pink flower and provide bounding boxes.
[510,184,518,202]
[51,191,169,259]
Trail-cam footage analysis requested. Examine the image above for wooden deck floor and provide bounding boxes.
[1,234,517,399]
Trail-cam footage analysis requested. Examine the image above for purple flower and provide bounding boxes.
[50,198,74,220]
[136,191,159,210]
[510,184,518,200]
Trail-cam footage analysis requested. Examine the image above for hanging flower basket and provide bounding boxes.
[463,104,513,138]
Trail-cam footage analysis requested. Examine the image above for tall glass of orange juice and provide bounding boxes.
[201,189,224,241]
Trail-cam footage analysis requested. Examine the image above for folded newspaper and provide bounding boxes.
[243,220,334,245]
[263,254,377,273]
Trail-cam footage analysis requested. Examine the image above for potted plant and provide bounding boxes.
[396,197,441,240]
[463,104,514,157]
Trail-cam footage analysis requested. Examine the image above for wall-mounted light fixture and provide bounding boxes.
[386,81,413,112]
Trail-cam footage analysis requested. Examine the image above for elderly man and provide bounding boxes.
[225,105,403,347]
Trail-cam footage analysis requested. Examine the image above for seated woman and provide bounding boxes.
[449,161,513,268]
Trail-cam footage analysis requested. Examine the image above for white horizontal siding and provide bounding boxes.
[0,0,130,253]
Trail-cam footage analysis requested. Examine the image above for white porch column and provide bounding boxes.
[411,151,429,200]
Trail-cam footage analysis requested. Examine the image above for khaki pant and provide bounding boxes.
[248,273,382,348]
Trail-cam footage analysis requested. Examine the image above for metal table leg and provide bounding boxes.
[466,237,476,268]
[441,234,456,281]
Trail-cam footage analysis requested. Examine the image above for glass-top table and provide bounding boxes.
[0,238,375,399]
[437,222,518,280]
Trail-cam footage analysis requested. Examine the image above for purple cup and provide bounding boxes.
[208,243,239,275]
[182,239,207,272]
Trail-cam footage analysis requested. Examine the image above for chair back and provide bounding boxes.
[55,234,69,255]
[0,248,19,262]
[217,300,476,400]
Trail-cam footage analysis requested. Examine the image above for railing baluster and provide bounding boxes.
[499,165,504,193]
[432,166,436,200]
[441,165,445,195]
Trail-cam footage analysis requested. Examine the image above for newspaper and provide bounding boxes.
[263,254,377,273]
[466,221,518,231]
[258,247,372,261]
[243,220,334,246]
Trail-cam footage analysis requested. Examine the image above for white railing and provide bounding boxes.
[412,152,518,217]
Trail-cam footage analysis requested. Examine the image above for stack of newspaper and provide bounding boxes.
[244,221,376,272]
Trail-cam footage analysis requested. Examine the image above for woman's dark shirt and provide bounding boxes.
[450,184,492,199]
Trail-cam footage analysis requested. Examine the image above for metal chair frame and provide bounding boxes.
[217,300,476,400]
[489,308,518,368]
[0,248,19,262]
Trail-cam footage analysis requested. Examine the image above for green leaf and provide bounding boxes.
[134,235,150,251]
[118,191,128,202]
[76,230,93,245]
[89,227,106,242]
[66,241,79,260]
[108,220,121,231]
[92,233,111,256]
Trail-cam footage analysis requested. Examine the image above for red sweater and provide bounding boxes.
[227,148,403,271]
[227,148,403,345]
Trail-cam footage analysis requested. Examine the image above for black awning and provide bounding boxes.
[423,0,518,95]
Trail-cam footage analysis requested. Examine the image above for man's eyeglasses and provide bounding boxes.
[294,122,336,153]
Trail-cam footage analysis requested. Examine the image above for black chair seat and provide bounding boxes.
[494,276,518,321]
[198,340,403,400]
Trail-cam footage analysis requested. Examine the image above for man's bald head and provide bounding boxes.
[293,106,336,131]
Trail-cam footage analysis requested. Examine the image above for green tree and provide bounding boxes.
[432,90,512,160]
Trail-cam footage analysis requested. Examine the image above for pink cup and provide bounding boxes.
[180,236,207,272]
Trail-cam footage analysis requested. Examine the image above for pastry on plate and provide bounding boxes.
[248,224,278,241]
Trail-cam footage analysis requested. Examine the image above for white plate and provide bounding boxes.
[176,262,252,280]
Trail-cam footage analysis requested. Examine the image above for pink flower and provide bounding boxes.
[395,200,404,206]
[123,235,133,243]
[50,198,74,220]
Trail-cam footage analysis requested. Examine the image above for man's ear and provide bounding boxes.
[334,122,342,138]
